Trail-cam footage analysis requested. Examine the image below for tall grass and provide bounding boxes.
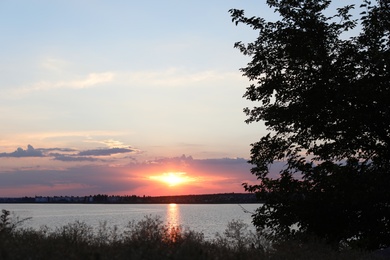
[0,209,379,260]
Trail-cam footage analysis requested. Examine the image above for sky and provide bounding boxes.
[0,0,358,197]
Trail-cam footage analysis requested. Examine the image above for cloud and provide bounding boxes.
[5,68,244,99]
[101,139,127,148]
[121,68,245,88]
[198,157,249,165]
[148,154,193,164]
[40,57,70,72]
[37,147,78,153]
[140,155,255,185]
[51,154,100,162]
[0,164,144,196]
[83,139,139,150]
[0,153,263,197]
[12,72,114,95]
[146,155,249,171]
[78,147,136,156]
[0,145,44,158]
[0,143,139,164]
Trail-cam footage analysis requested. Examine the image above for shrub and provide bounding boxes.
[0,209,377,259]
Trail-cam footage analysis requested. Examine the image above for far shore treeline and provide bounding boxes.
[0,192,258,204]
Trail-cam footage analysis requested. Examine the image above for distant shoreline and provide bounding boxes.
[0,192,261,204]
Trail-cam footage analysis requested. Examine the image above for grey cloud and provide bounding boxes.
[198,157,248,165]
[51,154,100,162]
[0,145,44,158]
[0,164,144,196]
[0,154,262,196]
[143,155,255,179]
[78,147,135,156]
[0,145,139,164]
[37,147,78,153]
[148,154,193,164]
[148,155,248,166]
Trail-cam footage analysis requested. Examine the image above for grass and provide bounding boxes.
[0,209,381,260]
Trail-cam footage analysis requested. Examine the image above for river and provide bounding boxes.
[0,203,260,239]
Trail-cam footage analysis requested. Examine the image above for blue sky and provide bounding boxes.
[1,1,270,157]
[0,0,358,196]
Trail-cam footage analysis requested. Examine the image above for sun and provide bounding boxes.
[150,172,193,187]
[163,173,185,186]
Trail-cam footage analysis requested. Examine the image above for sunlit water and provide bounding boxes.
[0,204,260,239]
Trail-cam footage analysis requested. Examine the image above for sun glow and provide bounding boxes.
[149,172,193,187]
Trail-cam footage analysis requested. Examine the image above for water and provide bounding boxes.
[0,203,260,239]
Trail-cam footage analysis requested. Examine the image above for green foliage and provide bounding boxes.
[230,0,390,250]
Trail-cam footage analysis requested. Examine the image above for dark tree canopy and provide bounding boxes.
[230,0,390,250]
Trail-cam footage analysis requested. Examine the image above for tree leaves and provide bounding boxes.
[233,0,390,250]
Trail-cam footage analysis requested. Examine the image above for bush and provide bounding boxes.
[0,209,377,260]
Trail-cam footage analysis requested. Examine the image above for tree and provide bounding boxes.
[230,0,390,250]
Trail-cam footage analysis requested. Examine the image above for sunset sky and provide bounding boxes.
[0,0,356,197]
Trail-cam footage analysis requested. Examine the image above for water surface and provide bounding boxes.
[0,203,260,239]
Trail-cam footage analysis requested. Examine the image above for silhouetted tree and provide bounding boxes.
[230,0,390,250]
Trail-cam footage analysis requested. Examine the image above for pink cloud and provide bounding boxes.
[0,155,258,197]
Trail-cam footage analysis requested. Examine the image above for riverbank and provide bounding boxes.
[0,193,259,204]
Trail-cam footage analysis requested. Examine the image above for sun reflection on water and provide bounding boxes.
[167,203,180,227]
[167,203,181,242]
